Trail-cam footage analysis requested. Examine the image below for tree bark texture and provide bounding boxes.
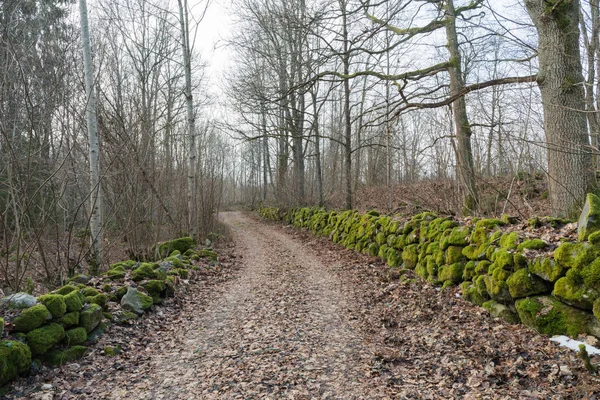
[525,0,596,216]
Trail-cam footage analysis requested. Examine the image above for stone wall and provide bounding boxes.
[259,206,600,340]
[0,237,218,386]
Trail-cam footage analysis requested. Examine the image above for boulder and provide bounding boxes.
[38,294,67,319]
[79,304,102,333]
[120,287,153,315]
[154,237,195,258]
[506,269,552,299]
[0,340,32,385]
[482,300,520,324]
[13,304,52,333]
[26,323,65,355]
[515,296,600,338]
[1,293,37,309]
[64,327,87,346]
[578,193,600,241]
[64,290,84,312]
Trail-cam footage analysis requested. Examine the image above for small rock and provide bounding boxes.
[41,383,53,391]
[1,293,37,309]
[559,365,572,376]
[69,363,81,371]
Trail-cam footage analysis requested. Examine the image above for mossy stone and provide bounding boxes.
[515,296,600,337]
[447,226,471,246]
[59,311,80,327]
[402,244,418,269]
[143,280,167,303]
[554,276,599,309]
[499,232,519,250]
[116,286,128,301]
[517,239,548,251]
[426,242,440,255]
[589,231,600,245]
[529,258,564,283]
[462,244,487,261]
[578,193,600,241]
[494,249,514,270]
[0,340,32,385]
[104,345,121,357]
[131,263,156,281]
[463,261,477,281]
[594,298,600,320]
[64,290,84,312]
[38,294,66,319]
[581,257,600,291]
[438,263,464,284]
[0,318,3,336]
[164,256,183,268]
[106,269,126,280]
[415,262,428,279]
[475,260,492,276]
[446,246,465,264]
[155,237,195,258]
[506,269,552,299]
[461,283,486,306]
[368,243,379,257]
[554,242,584,268]
[198,249,218,261]
[120,287,153,315]
[475,218,505,230]
[470,228,490,246]
[484,267,512,304]
[425,256,438,278]
[82,287,99,297]
[117,311,138,325]
[53,285,79,296]
[44,346,87,366]
[26,323,65,355]
[86,293,108,309]
[13,304,52,333]
[482,300,520,324]
[64,327,87,346]
[79,304,103,333]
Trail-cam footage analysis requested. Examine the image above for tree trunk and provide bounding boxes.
[525,0,596,216]
[177,0,197,239]
[445,0,478,215]
[341,0,352,210]
[79,0,102,272]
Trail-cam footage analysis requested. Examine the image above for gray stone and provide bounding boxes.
[120,287,152,315]
[1,293,37,309]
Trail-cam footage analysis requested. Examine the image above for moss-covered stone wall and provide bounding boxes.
[259,206,600,340]
[0,237,218,386]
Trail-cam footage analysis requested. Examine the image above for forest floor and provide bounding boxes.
[5,212,600,399]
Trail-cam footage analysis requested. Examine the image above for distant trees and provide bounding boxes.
[226,0,598,218]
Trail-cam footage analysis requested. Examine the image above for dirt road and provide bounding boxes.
[8,211,599,399]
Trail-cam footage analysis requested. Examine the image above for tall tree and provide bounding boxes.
[79,0,102,271]
[525,0,597,216]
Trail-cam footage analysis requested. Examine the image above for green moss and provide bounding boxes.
[474,275,490,299]
[529,258,564,282]
[64,290,84,312]
[594,298,600,320]
[402,244,418,269]
[462,244,487,261]
[0,340,32,385]
[588,231,600,245]
[63,327,87,346]
[482,300,520,324]
[117,311,138,325]
[475,218,505,230]
[59,311,80,327]
[506,269,552,299]
[44,346,87,366]
[26,323,65,355]
[105,269,126,280]
[463,261,476,281]
[79,304,103,333]
[499,232,519,250]
[198,249,218,261]
[554,276,599,309]
[116,286,128,301]
[0,318,3,336]
[425,242,440,255]
[131,263,156,281]
[577,193,600,241]
[494,249,514,270]
[155,237,195,258]
[469,228,489,246]
[104,345,121,357]
[143,280,167,303]
[13,304,51,333]
[368,243,379,257]
[37,294,66,319]
[86,293,108,309]
[438,263,465,284]
[386,250,401,268]
[515,296,597,337]
[513,252,528,270]
[475,260,491,276]
[53,285,79,296]
[581,258,600,290]
[484,267,512,304]
[81,287,99,297]
[517,239,548,251]
[415,262,428,279]
[446,246,465,264]
[447,226,471,247]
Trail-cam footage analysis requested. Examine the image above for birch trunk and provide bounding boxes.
[79,0,102,272]
[177,0,197,239]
